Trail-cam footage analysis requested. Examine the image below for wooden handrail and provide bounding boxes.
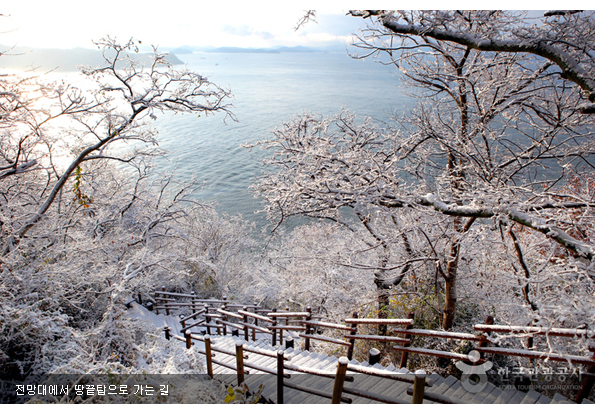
[238,309,274,323]
[154,297,176,302]
[181,309,206,322]
[161,302,203,307]
[268,312,310,317]
[475,346,595,365]
[239,321,273,334]
[216,308,243,319]
[346,363,433,386]
[217,319,244,331]
[474,324,594,338]
[284,361,354,381]
[345,318,414,326]
[392,346,473,362]
[268,325,306,331]
[180,318,205,333]
[242,344,292,360]
[299,333,351,347]
[394,328,486,342]
[344,334,410,344]
[302,320,351,331]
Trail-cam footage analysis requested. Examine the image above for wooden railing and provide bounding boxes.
[150,289,595,403]
[162,328,433,404]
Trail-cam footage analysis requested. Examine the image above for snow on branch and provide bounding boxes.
[349,10,595,109]
[417,194,595,260]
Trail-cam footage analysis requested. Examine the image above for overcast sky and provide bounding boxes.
[2,3,586,50]
[1,3,367,50]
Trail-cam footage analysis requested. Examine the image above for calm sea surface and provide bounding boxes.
[150,51,410,230]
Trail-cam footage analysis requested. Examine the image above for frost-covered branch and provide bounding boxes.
[349,10,595,112]
[415,194,595,260]
[1,38,233,255]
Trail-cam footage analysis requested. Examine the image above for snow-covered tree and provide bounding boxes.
[262,222,377,321]
[1,37,232,255]
[349,10,595,114]
[250,11,595,330]
[0,38,242,376]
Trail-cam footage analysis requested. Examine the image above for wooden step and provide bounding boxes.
[461,382,495,403]
[479,384,505,404]
[447,384,473,402]
[551,392,574,404]
[535,393,553,403]
[508,389,530,404]
[493,387,521,404]
[517,389,544,404]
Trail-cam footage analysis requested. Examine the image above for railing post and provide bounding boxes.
[277,350,284,404]
[185,330,192,350]
[331,357,349,404]
[411,369,426,404]
[400,311,415,369]
[369,348,381,365]
[154,287,160,315]
[180,314,186,330]
[347,312,358,360]
[475,315,495,374]
[304,307,312,351]
[576,344,595,403]
[221,304,228,336]
[205,306,212,336]
[271,308,278,346]
[191,291,197,315]
[162,286,170,316]
[243,306,249,341]
[137,291,142,305]
[478,315,494,350]
[204,335,214,379]
[285,337,294,350]
[164,326,171,340]
[252,302,258,341]
[281,306,289,344]
[235,341,245,386]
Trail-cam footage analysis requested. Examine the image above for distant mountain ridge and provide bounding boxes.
[168,44,347,54]
[0,44,183,72]
[0,43,350,72]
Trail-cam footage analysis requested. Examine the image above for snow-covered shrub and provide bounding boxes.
[263,222,377,321]
[0,39,241,376]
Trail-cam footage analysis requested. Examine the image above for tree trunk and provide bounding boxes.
[374,273,390,335]
[374,230,414,335]
[442,223,461,330]
[442,216,475,330]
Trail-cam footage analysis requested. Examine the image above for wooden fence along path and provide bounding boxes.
[133,289,595,404]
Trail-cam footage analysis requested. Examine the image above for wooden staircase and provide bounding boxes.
[130,294,595,404]
[199,334,592,404]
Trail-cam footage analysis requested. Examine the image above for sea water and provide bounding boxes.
[150,51,409,231]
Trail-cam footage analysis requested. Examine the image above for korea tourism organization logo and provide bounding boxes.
[455,350,493,393]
